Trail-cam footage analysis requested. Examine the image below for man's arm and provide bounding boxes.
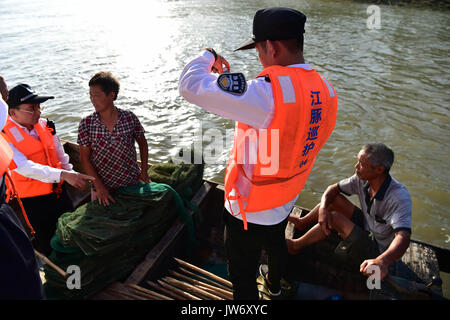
[360,230,411,280]
[179,50,274,128]
[53,134,73,171]
[10,143,69,183]
[10,143,93,189]
[0,75,8,101]
[135,134,150,183]
[79,145,113,206]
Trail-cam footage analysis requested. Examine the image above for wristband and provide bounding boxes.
[204,48,217,61]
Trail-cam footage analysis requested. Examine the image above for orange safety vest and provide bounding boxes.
[2,118,63,198]
[224,66,338,230]
[1,133,37,237]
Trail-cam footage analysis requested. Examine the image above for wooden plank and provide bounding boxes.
[124,181,215,285]
[410,239,450,273]
[285,206,304,240]
[400,241,441,285]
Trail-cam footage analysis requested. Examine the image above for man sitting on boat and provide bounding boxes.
[2,84,94,256]
[286,143,411,281]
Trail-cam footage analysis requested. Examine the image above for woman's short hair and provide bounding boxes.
[89,72,120,101]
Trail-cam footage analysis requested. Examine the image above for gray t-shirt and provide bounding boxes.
[338,174,412,253]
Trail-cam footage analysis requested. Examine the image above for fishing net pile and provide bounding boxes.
[43,160,204,299]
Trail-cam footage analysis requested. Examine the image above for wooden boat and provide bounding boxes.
[37,141,450,300]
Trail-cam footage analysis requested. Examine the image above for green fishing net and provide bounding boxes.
[43,160,203,299]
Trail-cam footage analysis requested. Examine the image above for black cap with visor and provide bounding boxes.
[235,7,307,51]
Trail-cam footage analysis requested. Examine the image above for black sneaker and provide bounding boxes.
[259,264,281,297]
[259,264,296,298]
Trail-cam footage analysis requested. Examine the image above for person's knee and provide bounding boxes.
[328,194,355,218]
[329,211,354,238]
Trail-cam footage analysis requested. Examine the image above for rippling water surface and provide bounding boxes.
[1,0,449,293]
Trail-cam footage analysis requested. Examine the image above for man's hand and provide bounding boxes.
[61,170,95,190]
[318,206,332,236]
[139,170,151,184]
[93,183,115,207]
[211,54,230,74]
[360,258,389,280]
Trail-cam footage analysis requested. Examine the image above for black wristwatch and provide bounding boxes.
[204,48,217,61]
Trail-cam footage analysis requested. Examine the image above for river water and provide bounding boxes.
[1,0,449,295]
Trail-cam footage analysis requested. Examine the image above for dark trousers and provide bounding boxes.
[21,187,73,256]
[0,175,44,299]
[224,210,289,300]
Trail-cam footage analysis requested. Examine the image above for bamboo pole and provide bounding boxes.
[178,267,231,291]
[163,276,223,300]
[127,287,159,300]
[171,269,233,295]
[127,284,173,300]
[157,280,201,300]
[105,288,146,300]
[197,284,233,300]
[169,270,233,300]
[34,250,67,278]
[174,258,233,288]
[146,281,186,300]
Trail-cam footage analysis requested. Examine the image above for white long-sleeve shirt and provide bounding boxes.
[179,50,312,225]
[7,118,73,184]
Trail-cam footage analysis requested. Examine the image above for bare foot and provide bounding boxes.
[286,238,302,255]
[288,215,308,232]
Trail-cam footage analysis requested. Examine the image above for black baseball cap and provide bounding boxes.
[7,84,54,108]
[234,7,306,51]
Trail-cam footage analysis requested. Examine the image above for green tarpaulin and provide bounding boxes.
[44,161,203,299]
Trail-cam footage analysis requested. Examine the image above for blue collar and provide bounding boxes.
[364,174,392,201]
[363,174,392,215]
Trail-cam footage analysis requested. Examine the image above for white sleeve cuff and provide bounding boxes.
[14,160,63,183]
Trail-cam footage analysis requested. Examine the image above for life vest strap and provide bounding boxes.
[5,169,36,238]
[225,186,249,231]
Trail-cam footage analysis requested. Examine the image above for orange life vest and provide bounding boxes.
[1,127,37,237]
[2,118,62,198]
[224,66,338,230]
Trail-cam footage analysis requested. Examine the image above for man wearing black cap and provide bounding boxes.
[0,95,44,299]
[179,7,338,299]
[2,84,94,256]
